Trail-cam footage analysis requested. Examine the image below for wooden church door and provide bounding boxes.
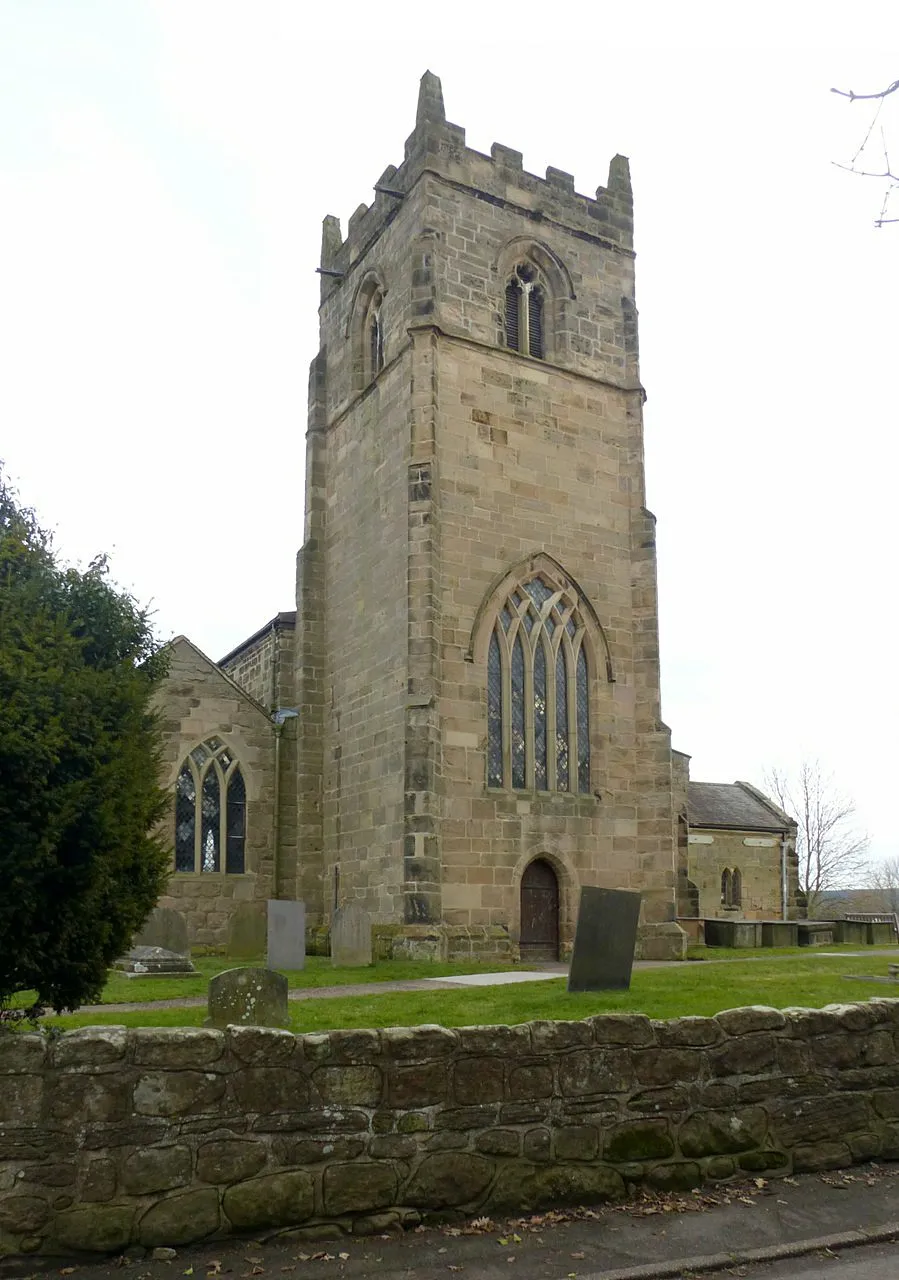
[520,858,560,962]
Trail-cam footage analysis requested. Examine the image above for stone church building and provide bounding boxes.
[155,74,800,961]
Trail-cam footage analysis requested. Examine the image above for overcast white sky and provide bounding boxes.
[2,2,898,865]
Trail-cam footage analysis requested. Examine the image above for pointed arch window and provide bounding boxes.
[174,737,246,874]
[504,264,544,359]
[368,297,384,379]
[486,575,591,792]
[721,867,742,908]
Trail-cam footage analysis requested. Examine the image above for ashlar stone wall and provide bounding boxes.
[220,616,296,716]
[154,639,277,945]
[3,1000,899,1259]
[689,831,786,920]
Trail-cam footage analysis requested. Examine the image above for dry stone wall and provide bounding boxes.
[3,1001,899,1258]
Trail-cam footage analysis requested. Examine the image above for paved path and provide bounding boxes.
[73,951,899,1016]
[75,967,571,1014]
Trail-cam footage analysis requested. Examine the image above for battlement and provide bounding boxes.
[320,71,634,295]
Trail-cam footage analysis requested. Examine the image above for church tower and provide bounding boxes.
[293,73,682,961]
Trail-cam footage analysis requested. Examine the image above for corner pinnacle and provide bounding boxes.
[416,70,445,129]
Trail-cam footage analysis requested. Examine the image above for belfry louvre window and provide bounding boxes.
[487,576,590,793]
[504,264,544,358]
[366,296,385,381]
[369,303,384,377]
[174,737,246,874]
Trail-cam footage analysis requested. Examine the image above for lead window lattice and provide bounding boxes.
[487,575,590,793]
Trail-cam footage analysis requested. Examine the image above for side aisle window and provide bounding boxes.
[175,737,246,874]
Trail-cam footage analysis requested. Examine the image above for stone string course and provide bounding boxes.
[3,1001,899,1258]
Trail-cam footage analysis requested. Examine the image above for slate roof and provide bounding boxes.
[687,781,795,833]
[218,611,297,667]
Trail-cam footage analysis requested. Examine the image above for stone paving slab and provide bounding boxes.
[424,969,564,986]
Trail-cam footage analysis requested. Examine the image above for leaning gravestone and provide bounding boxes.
[331,903,372,968]
[227,902,267,959]
[267,899,306,971]
[133,905,190,956]
[567,886,641,992]
[204,967,289,1029]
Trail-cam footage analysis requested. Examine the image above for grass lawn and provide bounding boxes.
[45,952,897,1033]
[9,955,518,1010]
[685,943,898,961]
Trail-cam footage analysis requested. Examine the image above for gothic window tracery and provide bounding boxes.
[486,574,591,793]
[504,263,545,358]
[174,737,246,874]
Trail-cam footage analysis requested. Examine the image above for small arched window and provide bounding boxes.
[504,264,544,359]
[174,737,246,874]
[720,868,732,906]
[487,574,590,793]
[368,298,384,379]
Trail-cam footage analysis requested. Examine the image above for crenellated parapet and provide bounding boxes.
[319,70,634,303]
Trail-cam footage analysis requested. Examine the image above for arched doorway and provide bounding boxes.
[520,859,560,962]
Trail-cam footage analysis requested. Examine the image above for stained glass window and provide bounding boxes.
[524,578,553,608]
[173,738,247,874]
[200,770,220,872]
[576,646,590,793]
[226,768,246,874]
[534,641,547,789]
[485,572,592,794]
[556,648,569,792]
[487,631,503,788]
[175,766,196,872]
[511,633,526,789]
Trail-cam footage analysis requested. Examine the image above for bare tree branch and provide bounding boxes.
[763,760,870,918]
[867,856,899,915]
[831,79,899,102]
[832,75,899,226]
[832,160,899,181]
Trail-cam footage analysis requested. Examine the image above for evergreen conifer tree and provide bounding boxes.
[0,471,170,1014]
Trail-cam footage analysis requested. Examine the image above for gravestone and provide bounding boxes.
[204,967,289,1029]
[705,919,762,948]
[267,900,306,971]
[798,921,835,946]
[115,945,196,978]
[227,902,267,959]
[761,920,799,947]
[331,903,372,968]
[567,886,641,992]
[133,906,190,956]
[834,920,867,946]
